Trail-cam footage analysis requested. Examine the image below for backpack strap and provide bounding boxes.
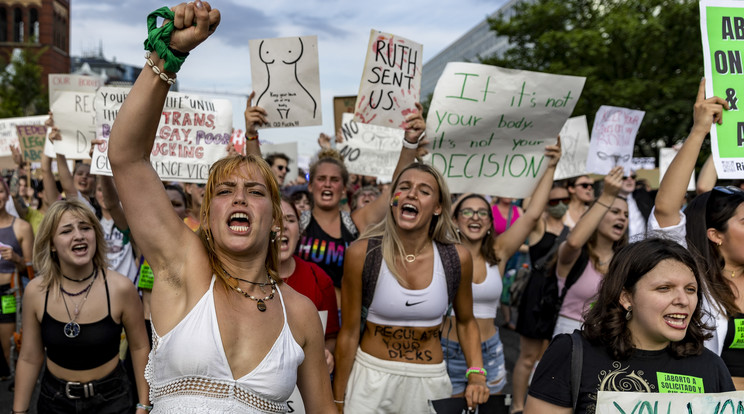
[300,210,312,233]
[534,225,570,270]
[434,241,461,306]
[560,247,590,302]
[360,236,384,336]
[570,331,583,410]
[340,210,359,239]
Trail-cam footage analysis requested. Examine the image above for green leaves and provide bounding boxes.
[0,46,48,118]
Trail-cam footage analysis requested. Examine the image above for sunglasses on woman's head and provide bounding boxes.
[460,208,490,218]
[713,185,744,195]
[547,197,570,207]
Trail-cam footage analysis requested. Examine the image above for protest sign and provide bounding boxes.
[334,95,356,133]
[16,125,47,163]
[596,390,744,414]
[555,115,590,180]
[48,74,104,159]
[701,0,744,178]
[660,147,695,191]
[586,105,645,175]
[354,30,422,129]
[0,115,47,169]
[260,141,299,183]
[90,87,233,183]
[338,112,404,182]
[425,62,585,197]
[249,35,321,128]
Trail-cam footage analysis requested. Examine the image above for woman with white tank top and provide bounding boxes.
[441,141,560,400]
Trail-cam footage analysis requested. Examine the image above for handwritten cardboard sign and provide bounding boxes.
[90,87,233,183]
[0,115,47,169]
[596,390,744,413]
[15,125,47,163]
[660,147,696,191]
[555,115,590,180]
[48,74,104,159]
[249,35,321,128]
[701,0,744,178]
[334,95,356,133]
[632,157,656,170]
[587,105,645,175]
[425,62,585,197]
[354,30,422,129]
[338,112,404,182]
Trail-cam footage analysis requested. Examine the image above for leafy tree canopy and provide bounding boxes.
[484,0,703,157]
[0,46,48,118]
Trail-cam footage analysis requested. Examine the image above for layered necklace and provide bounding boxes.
[222,267,276,312]
[60,266,98,338]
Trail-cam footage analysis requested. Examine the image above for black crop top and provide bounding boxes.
[40,270,122,370]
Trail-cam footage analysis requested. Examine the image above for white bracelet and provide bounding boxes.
[402,139,419,150]
[144,51,176,86]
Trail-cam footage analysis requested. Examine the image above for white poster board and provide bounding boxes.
[0,115,47,169]
[632,157,656,170]
[596,390,744,413]
[555,115,590,180]
[90,87,233,183]
[338,112,404,182]
[260,141,299,183]
[249,35,321,128]
[425,62,585,197]
[660,147,696,191]
[587,105,645,175]
[354,29,422,129]
[48,74,104,159]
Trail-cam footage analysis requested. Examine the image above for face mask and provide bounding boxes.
[547,202,568,218]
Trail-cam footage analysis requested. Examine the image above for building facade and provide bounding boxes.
[0,0,70,85]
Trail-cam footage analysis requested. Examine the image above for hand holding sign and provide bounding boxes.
[168,1,221,55]
[603,166,625,198]
[545,136,562,168]
[692,78,729,136]
[403,102,426,147]
[244,91,268,136]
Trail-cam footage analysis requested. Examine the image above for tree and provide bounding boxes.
[484,0,704,158]
[0,46,48,118]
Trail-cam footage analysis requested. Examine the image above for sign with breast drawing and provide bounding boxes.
[249,35,322,128]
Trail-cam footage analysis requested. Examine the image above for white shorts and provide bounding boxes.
[345,347,452,413]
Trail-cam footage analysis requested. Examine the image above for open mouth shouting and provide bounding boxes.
[71,242,89,257]
[400,203,419,220]
[279,235,290,251]
[228,212,251,233]
[663,313,688,329]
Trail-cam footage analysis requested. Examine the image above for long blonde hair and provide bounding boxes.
[361,163,459,286]
[34,199,108,294]
[197,154,283,287]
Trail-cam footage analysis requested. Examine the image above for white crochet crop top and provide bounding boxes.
[145,276,304,413]
[366,242,448,327]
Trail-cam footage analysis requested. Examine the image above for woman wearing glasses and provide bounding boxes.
[652,80,744,389]
[442,142,561,399]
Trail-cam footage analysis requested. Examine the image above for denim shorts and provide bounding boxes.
[442,332,507,395]
[37,362,133,414]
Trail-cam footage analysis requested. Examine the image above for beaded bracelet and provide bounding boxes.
[246,132,259,141]
[145,51,176,86]
[465,366,487,379]
[136,403,153,412]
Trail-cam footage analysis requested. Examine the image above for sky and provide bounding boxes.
[70,0,506,163]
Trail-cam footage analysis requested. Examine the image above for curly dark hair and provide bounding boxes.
[583,238,711,360]
[451,194,499,266]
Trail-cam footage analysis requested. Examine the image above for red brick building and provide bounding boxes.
[0,0,69,86]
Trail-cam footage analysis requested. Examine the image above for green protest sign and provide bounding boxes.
[15,124,47,163]
[596,390,744,413]
[701,0,744,178]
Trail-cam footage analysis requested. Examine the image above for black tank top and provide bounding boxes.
[529,231,559,263]
[40,270,123,370]
[721,313,744,376]
[296,213,357,288]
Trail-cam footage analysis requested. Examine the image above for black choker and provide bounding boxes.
[62,266,96,283]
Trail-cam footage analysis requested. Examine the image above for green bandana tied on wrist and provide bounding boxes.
[143,6,190,74]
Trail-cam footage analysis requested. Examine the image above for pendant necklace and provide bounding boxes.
[404,243,429,263]
[61,272,97,338]
[223,267,277,311]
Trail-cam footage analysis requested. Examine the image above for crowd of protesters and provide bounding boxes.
[2,2,744,414]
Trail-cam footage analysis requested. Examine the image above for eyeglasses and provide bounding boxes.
[196,183,206,188]
[576,183,593,189]
[622,175,637,181]
[713,185,744,195]
[276,165,291,173]
[547,197,570,207]
[460,208,490,219]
